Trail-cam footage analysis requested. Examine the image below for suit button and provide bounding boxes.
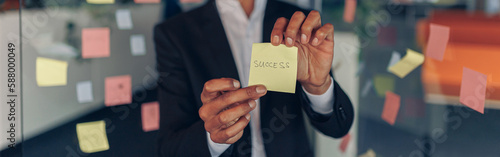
[339,106,346,120]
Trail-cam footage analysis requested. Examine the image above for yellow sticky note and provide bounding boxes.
[36,57,68,87]
[248,43,298,93]
[86,0,114,4]
[373,74,395,97]
[76,120,110,153]
[388,49,425,78]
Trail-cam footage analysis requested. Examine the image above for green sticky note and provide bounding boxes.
[36,57,68,87]
[87,0,114,4]
[388,49,425,78]
[248,43,298,93]
[373,74,395,97]
[76,120,110,153]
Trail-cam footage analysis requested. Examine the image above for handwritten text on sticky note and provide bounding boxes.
[82,27,110,58]
[36,57,68,87]
[105,75,132,106]
[460,67,487,114]
[76,120,109,153]
[388,49,424,78]
[248,43,297,93]
[142,101,160,132]
[382,91,400,125]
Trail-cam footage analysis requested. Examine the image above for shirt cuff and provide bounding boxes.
[206,132,231,157]
[302,77,335,115]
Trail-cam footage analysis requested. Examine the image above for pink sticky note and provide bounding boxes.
[134,0,160,3]
[425,24,450,61]
[142,101,160,132]
[381,91,400,125]
[82,28,110,58]
[459,67,487,114]
[180,0,202,3]
[105,75,132,106]
[343,0,356,23]
[339,133,351,153]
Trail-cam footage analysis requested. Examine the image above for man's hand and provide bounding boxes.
[271,11,334,95]
[199,78,267,144]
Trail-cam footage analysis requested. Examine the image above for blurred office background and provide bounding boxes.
[1,0,499,156]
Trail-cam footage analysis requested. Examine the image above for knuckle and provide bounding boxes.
[246,87,256,97]
[218,114,229,124]
[293,11,305,18]
[199,107,207,120]
[309,10,320,16]
[223,131,232,140]
[211,134,222,143]
[204,81,213,92]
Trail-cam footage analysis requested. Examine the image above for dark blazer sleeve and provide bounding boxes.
[154,24,211,157]
[298,78,354,138]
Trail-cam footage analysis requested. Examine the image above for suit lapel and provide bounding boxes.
[198,0,240,81]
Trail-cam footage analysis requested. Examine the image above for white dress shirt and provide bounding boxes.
[207,0,335,156]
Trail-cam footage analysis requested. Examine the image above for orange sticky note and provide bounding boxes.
[105,75,132,106]
[339,133,351,153]
[343,0,356,23]
[425,23,450,61]
[134,0,160,3]
[459,67,487,114]
[381,91,400,125]
[142,101,160,132]
[82,28,110,58]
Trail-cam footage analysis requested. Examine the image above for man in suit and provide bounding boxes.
[154,0,354,156]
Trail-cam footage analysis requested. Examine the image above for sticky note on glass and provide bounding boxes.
[36,57,68,87]
[82,28,110,58]
[87,0,114,4]
[134,0,161,3]
[343,0,356,23]
[130,34,146,56]
[426,23,450,61]
[459,67,487,114]
[382,91,400,125]
[359,149,376,157]
[142,101,160,132]
[116,9,133,30]
[105,75,132,106]
[373,75,395,97]
[388,49,424,78]
[387,51,401,72]
[248,43,298,93]
[339,133,351,153]
[77,81,94,103]
[76,120,109,153]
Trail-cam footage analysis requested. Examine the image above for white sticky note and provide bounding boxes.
[116,9,133,30]
[130,34,146,56]
[387,51,401,71]
[77,81,94,103]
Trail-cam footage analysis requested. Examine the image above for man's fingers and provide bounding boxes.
[284,11,306,47]
[311,23,334,46]
[300,11,321,44]
[204,100,256,132]
[271,17,289,46]
[210,113,251,144]
[201,78,240,103]
[199,85,266,121]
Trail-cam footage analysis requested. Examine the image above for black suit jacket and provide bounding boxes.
[154,0,354,156]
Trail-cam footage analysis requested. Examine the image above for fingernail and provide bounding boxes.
[312,38,319,46]
[248,100,256,108]
[233,80,240,88]
[245,114,251,120]
[273,35,279,45]
[256,86,267,94]
[301,34,307,43]
[286,37,293,46]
